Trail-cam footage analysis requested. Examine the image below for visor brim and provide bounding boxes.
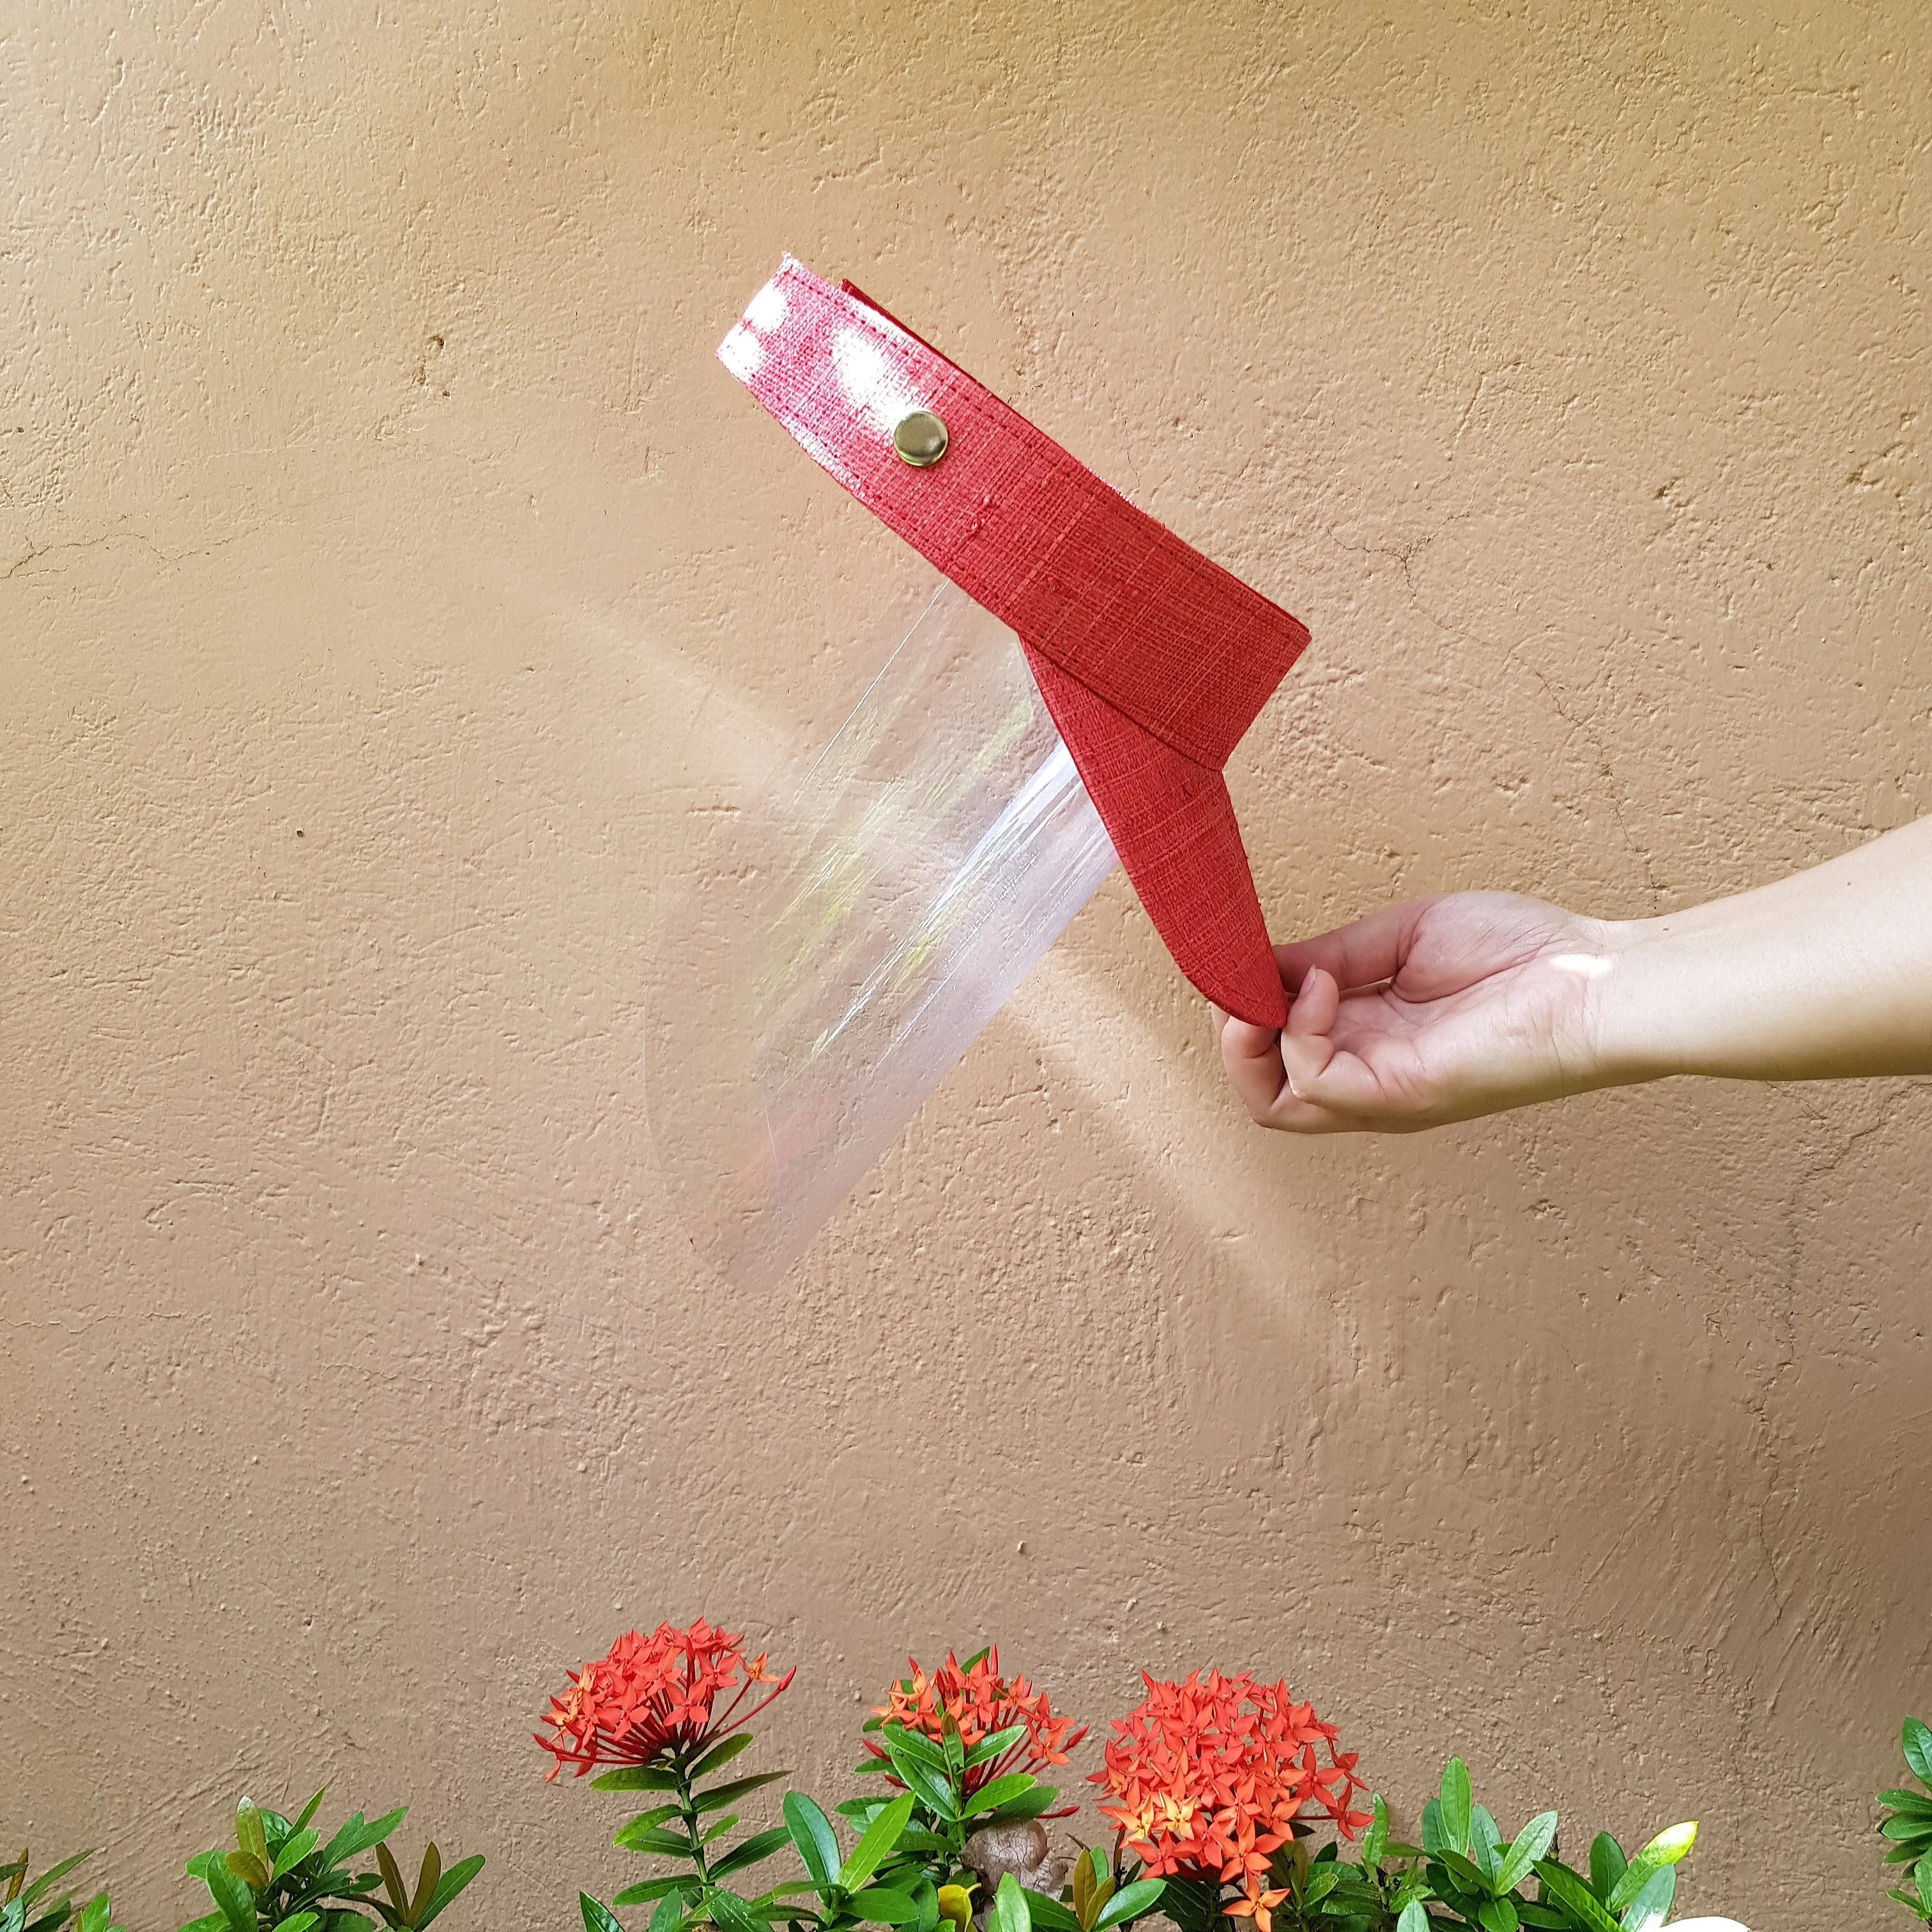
[1023,645,1288,1029]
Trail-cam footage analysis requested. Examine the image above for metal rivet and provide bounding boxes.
[892,409,949,467]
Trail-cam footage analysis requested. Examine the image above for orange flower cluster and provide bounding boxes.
[870,1648,1087,1800]
[535,1618,793,1781]
[1092,1672,1370,1932]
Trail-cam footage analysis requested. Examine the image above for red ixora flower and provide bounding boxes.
[535,1618,794,1781]
[869,1648,1087,1814]
[1092,1672,1370,1932]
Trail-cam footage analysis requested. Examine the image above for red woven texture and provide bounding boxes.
[719,257,1304,1026]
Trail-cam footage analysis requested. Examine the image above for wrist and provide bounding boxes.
[1577,914,1687,1087]
[1576,916,1715,1097]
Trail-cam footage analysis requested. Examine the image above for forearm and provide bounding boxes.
[1588,815,1932,1084]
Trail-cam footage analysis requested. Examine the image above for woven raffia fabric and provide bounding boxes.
[721,256,1308,1027]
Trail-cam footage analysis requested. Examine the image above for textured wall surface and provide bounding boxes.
[3,4,1928,1929]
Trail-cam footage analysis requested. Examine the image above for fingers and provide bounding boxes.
[1219,969,1370,1133]
[1274,898,1434,995]
[1218,1010,1291,1120]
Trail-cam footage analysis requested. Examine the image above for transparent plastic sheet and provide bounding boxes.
[646,572,1119,1291]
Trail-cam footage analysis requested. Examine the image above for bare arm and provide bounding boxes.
[1220,815,1932,1133]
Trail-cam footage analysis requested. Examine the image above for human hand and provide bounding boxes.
[1218,892,1620,1133]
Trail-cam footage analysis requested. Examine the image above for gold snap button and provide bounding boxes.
[892,409,949,466]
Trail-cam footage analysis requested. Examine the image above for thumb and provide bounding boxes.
[1219,1006,1291,1119]
[1278,966,1342,1098]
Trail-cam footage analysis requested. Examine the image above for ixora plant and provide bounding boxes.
[537,1621,1745,1932]
[176,1790,481,1932]
[1878,1715,1932,1922]
[3,1848,120,1932]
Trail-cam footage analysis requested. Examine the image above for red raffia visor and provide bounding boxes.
[718,256,1306,1028]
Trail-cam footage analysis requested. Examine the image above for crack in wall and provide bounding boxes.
[1322,521,1667,908]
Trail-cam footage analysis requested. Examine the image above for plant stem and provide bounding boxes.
[677,1751,712,1886]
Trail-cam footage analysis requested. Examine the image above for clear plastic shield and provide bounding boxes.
[646,572,1118,1290]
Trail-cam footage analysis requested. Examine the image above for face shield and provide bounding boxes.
[648,257,1311,1288]
[645,569,1117,1292]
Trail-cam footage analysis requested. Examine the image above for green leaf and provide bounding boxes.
[879,1726,951,1774]
[964,1727,1029,1770]
[700,1819,741,1848]
[914,1878,943,1932]
[1514,1908,1568,1931]
[707,1889,767,1932]
[1073,1848,1106,1928]
[1439,1761,1473,1859]
[709,1829,795,1883]
[74,1898,114,1932]
[1586,1837,1623,1905]
[1151,1879,1219,1932]
[989,1877,1029,1932]
[1090,1881,1162,1932]
[962,1777,1038,1821]
[694,1735,759,1781]
[203,1861,257,1932]
[1605,1827,1694,1916]
[878,1740,955,1821]
[696,1775,788,1816]
[416,1853,484,1928]
[321,1808,407,1872]
[1396,1904,1429,1932]
[1630,1824,1696,1873]
[1903,1719,1932,1786]
[19,1856,91,1912]
[1918,1851,1932,1917]
[1878,1791,1932,1816]
[852,1891,924,1926]
[613,1878,702,1909]
[1475,1899,1517,1932]
[620,1808,687,1837]
[1470,1805,1503,1882]
[1302,1868,1345,1908]
[1421,1800,1445,1857]
[581,1895,628,1932]
[271,1917,319,1932]
[293,1792,328,1835]
[1531,1862,1620,1932]
[237,1802,270,1871]
[1614,1867,1672,1932]
[1434,1850,1487,1897]
[942,1726,966,1790]
[1496,1814,1559,1896]
[616,1824,698,1858]
[272,1830,321,1885]
[648,1890,688,1932]
[837,1797,916,1894]
[985,1788,1058,1824]
[1020,1892,1081,1932]
[782,1795,841,1894]
[595,1768,685,1793]
[1362,1798,1390,1877]
[226,1850,271,1892]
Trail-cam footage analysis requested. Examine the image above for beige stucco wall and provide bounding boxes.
[4,3,1928,1928]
